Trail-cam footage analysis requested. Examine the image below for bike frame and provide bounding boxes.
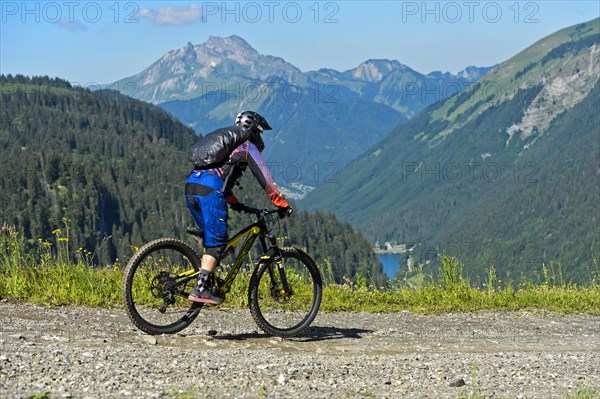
[177,212,283,295]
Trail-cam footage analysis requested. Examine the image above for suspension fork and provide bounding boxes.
[260,234,293,297]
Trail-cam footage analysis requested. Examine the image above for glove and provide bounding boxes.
[277,206,293,218]
[230,202,246,213]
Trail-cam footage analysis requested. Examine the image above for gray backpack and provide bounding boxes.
[188,126,250,169]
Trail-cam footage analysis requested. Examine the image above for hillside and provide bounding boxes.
[112,36,487,192]
[303,19,600,282]
[0,75,386,285]
[160,86,406,195]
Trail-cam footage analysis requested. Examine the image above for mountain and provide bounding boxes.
[0,75,386,285]
[159,87,406,196]
[111,36,489,193]
[308,60,492,116]
[427,65,490,82]
[303,19,600,282]
[112,36,309,104]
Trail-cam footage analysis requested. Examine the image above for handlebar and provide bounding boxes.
[244,207,279,217]
[244,207,294,220]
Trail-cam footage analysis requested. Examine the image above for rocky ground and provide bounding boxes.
[0,301,598,398]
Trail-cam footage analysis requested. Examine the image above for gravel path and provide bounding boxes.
[1,301,598,398]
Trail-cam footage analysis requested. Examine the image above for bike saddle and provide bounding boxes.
[186,227,205,239]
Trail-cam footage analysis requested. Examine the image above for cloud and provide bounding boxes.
[57,20,88,31]
[137,4,202,26]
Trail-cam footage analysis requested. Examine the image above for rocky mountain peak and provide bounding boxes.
[349,59,404,82]
[203,35,258,56]
[456,65,491,81]
[117,35,491,107]
[115,35,308,103]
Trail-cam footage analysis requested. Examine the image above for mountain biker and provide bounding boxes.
[185,111,292,304]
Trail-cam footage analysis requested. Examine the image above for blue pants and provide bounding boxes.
[185,170,228,248]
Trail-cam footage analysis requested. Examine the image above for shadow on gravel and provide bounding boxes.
[295,326,373,342]
[213,332,271,340]
[212,327,372,342]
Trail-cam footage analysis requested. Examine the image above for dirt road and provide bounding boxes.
[1,301,598,398]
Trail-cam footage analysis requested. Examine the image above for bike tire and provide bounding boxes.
[122,238,203,335]
[248,248,322,337]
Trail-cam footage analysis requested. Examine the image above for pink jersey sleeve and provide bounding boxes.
[245,142,289,208]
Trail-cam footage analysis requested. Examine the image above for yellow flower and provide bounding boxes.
[52,228,61,236]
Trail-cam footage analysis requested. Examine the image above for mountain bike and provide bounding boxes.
[122,208,322,338]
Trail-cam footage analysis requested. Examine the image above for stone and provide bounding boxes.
[449,378,466,387]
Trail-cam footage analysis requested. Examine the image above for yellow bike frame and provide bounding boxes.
[178,220,269,294]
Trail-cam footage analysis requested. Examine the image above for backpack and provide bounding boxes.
[188,126,250,169]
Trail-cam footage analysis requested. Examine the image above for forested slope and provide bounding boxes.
[303,20,600,282]
[0,75,385,285]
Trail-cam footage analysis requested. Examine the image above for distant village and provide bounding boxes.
[373,242,415,254]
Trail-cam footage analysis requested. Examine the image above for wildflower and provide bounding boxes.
[2,222,17,236]
[52,228,62,236]
[38,238,52,248]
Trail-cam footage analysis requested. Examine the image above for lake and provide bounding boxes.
[379,253,402,280]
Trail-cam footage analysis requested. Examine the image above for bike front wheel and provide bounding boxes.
[122,238,202,335]
[249,248,322,337]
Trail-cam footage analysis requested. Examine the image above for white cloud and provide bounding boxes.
[137,4,202,26]
[57,20,87,31]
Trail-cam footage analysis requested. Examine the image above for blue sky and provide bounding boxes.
[1,1,599,85]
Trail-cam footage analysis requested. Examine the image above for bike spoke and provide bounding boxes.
[123,239,202,335]
[250,249,322,337]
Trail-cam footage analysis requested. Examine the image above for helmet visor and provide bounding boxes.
[258,118,272,131]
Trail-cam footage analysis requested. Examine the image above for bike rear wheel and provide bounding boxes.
[122,238,202,335]
[249,248,322,337]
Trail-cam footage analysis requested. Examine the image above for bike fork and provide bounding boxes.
[264,253,293,298]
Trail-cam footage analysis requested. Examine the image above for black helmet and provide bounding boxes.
[235,111,271,151]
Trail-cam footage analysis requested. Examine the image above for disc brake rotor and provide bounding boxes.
[150,272,177,305]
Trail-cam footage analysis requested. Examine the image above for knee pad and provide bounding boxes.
[205,245,226,259]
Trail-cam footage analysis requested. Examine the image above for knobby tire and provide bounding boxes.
[122,238,202,335]
[248,248,322,337]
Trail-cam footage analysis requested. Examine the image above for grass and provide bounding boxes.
[1,226,599,314]
[457,364,485,399]
[0,226,122,307]
[320,256,599,314]
[26,392,51,399]
[565,387,600,399]
[162,386,212,399]
[455,364,600,399]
